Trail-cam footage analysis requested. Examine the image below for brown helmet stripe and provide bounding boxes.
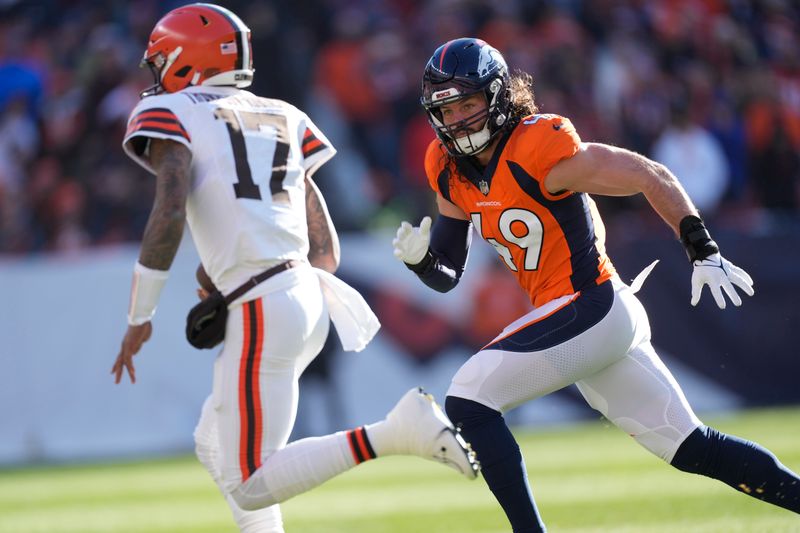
[198,3,247,71]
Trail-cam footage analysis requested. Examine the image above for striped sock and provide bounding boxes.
[345,426,377,464]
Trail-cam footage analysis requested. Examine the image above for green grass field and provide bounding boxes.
[2,408,800,533]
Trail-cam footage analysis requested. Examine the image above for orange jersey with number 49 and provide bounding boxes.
[424,114,615,308]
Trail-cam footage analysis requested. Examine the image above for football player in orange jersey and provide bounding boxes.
[394,37,800,531]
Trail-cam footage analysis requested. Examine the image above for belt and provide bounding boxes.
[224,260,301,305]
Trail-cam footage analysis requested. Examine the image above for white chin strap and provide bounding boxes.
[454,123,492,155]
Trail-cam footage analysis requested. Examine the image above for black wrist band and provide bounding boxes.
[405,249,435,275]
[679,215,719,262]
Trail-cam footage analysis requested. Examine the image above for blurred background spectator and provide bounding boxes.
[1,0,798,255]
[3,0,800,465]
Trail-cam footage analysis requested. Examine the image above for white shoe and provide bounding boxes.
[385,387,480,479]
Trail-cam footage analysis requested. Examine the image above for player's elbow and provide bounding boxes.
[309,252,339,273]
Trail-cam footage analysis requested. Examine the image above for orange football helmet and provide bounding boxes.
[140,3,254,97]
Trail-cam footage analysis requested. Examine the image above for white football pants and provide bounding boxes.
[447,276,702,463]
[194,266,330,532]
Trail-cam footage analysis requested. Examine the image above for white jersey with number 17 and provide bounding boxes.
[122,85,336,294]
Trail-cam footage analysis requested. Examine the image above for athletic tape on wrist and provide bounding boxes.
[128,262,169,325]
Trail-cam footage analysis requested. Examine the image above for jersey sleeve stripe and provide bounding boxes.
[130,108,180,121]
[302,128,320,144]
[133,110,178,119]
[303,130,321,148]
[127,122,192,142]
[127,108,191,141]
[301,128,336,175]
[132,116,181,126]
[302,138,325,157]
[302,128,328,155]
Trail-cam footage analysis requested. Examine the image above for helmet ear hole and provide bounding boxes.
[174,65,192,78]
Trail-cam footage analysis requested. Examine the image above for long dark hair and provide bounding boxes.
[508,70,538,119]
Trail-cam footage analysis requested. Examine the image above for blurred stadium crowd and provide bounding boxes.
[1,0,799,254]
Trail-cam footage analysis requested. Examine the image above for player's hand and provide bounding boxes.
[393,216,432,265]
[690,253,754,309]
[111,321,153,384]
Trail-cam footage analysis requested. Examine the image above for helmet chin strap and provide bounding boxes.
[447,84,503,156]
[454,123,492,155]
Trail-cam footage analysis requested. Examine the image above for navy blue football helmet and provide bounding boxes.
[421,38,511,156]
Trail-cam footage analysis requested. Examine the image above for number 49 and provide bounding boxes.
[471,209,544,271]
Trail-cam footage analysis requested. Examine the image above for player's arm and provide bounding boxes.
[544,142,695,236]
[393,193,472,293]
[112,138,192,384]
[305,174,340,273]
[544,142,753,308]
[138,138,192,269]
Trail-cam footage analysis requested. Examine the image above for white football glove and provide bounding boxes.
[690,253,754,309]
[393,216,432,265]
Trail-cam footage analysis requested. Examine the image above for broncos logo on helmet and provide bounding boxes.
[421,38,512,156]
[140,3,254,97]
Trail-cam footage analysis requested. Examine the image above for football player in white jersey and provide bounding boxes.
[110,5,478,532]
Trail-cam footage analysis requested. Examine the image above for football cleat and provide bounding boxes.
[385,387,480,479]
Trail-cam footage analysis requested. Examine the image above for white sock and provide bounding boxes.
[363,419,398,457]
[231,428,376,511]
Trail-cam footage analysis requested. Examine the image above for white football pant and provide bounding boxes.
[447,276,702,463]
[195,266,330,533]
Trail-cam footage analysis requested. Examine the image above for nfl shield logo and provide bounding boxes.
[479,180,489,195]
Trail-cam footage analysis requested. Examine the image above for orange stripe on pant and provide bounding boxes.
[251,299,264,474]
[238,298,265,482]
